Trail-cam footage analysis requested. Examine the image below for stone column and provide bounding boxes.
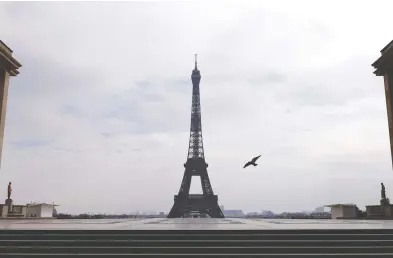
[372,40,393,168]
[0,41,22,168]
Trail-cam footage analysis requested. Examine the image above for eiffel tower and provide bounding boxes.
[167,55,224,218]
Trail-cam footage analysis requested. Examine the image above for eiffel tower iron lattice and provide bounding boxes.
[167,55,224,218]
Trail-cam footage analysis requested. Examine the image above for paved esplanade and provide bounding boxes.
[0,219,392,257]
[1,218,393,230]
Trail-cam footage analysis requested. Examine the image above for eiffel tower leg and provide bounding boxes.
[167,203,184,218]
[168,171,192,218]
[209,203,225,218]
[200,174,213,196]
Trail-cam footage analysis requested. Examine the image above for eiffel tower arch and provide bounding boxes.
[167,55,224,218]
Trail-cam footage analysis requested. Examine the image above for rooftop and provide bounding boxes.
[0,40,22,76]
[324,204,357,207]
[0,40,13,55]
[372,39,393,76]
[27,203,59,207]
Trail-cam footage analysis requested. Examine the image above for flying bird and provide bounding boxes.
[243,154,262,169]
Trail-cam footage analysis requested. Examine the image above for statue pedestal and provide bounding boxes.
[381,198,393,217]
[366,203,393,219]
[382,205,393,217]
[5,199,12,212]
[381,198,390,206]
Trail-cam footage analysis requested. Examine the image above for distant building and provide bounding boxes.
[261,210,274,217]
[223,210,243,218]
[281,212,309,219]
[0,201,59,218]
[315,206,325,213]
[325,204,358,219]
[26,203,59,218]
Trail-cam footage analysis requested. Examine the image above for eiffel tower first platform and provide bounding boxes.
[167,55,224,218]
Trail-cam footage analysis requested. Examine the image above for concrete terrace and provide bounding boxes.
[1,218,393,230]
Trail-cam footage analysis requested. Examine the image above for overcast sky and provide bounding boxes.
[1,0,393,214]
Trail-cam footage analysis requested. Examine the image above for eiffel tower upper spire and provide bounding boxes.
[195,54,198,70]
[188,54,203,159]
[192,53,200,77]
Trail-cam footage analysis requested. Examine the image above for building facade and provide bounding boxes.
[0,202,58,218]
[326,204,358,219]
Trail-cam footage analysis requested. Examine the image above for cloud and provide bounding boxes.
[0,1,392,214]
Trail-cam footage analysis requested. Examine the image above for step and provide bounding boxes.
[1,246,393,254]
[0,239,392,247]
[1,255,393,257]
[2,229,393,234]
[0,229,392,256]
[1,232,393,241]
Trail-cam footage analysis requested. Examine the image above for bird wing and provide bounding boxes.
[243,162,252,168]
[251,155,262,163]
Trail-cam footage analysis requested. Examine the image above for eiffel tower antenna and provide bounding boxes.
[195,54,197,69]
